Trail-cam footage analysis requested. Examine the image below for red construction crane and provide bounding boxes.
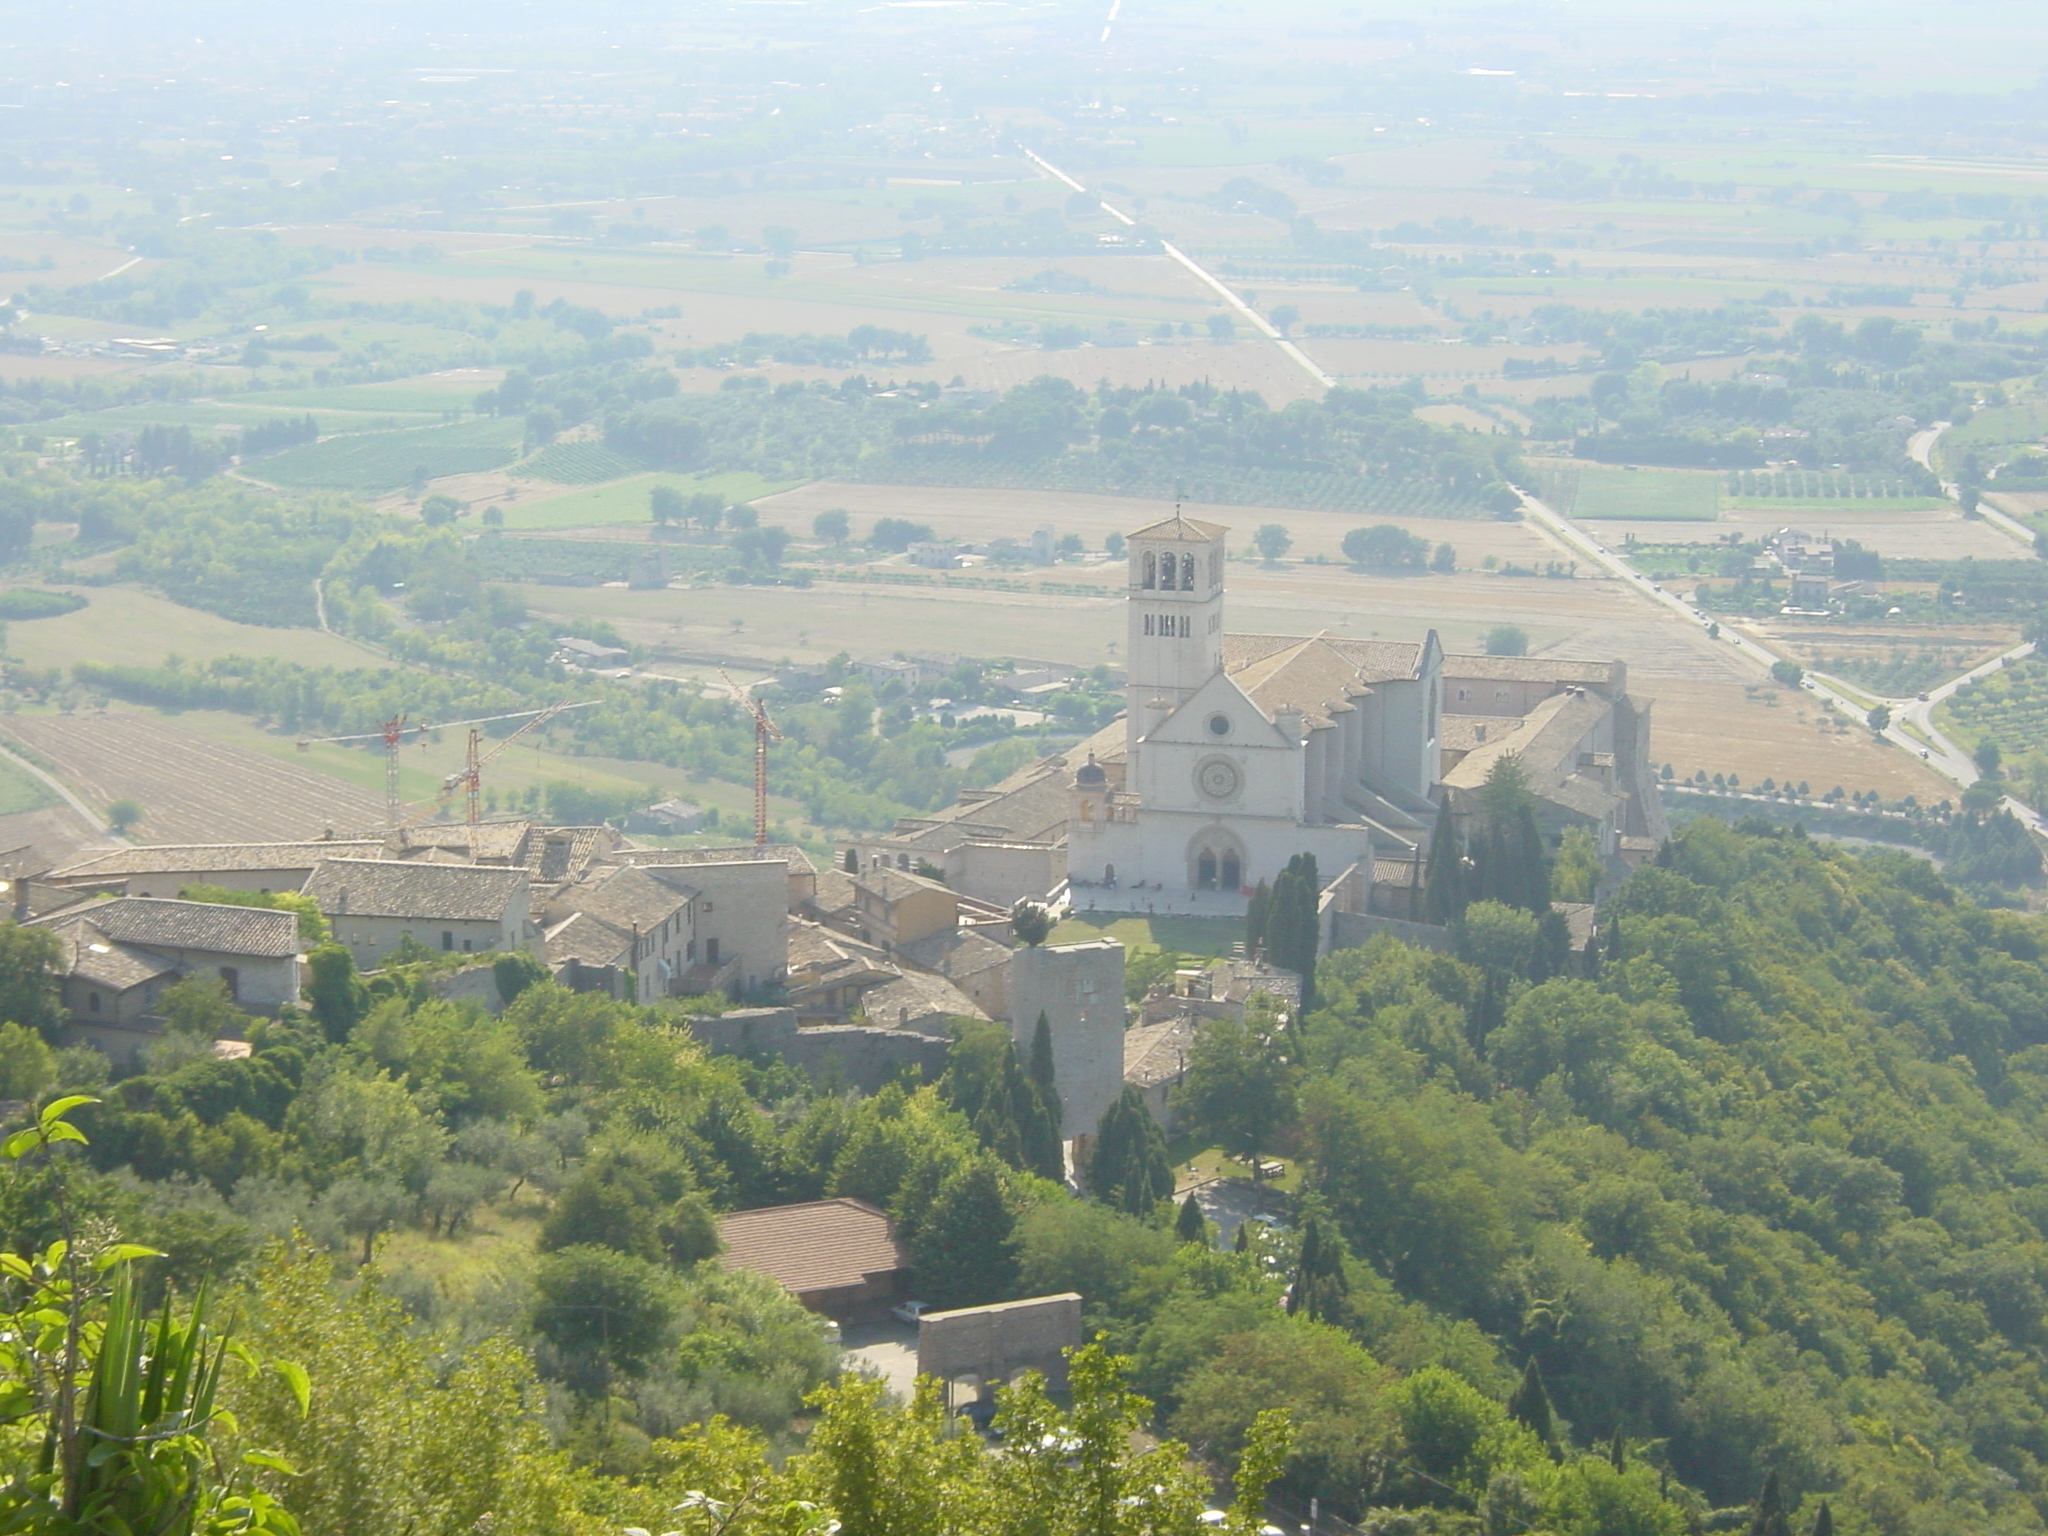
[720,671,782,845]
[299,701,599,827]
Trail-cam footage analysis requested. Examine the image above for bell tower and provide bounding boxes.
[1124,514,1228,757]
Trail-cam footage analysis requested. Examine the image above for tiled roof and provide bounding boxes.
[542,911,632,969]
[45,922,177,990]
[898,927,1013,982]
[1123,1016,1196,1089]
[862,968,987,1029]
[718,1199,907,1295]
[611,843,815,874]
[49,840,383,880]
[1129,514,1228,542]
[85,897,298,957]
[855,867,954,904]
[303,859,525,922]
[1441,654,1620,687]
[561,865,694,933]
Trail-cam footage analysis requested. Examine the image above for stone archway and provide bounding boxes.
[1188,829,1247,892]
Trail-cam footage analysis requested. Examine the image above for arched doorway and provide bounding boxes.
[1188,831,1247,893]
[1196,850,1217,888]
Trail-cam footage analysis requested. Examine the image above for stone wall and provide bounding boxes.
[917,1293,1083,1397]
[684,1007,949,1094]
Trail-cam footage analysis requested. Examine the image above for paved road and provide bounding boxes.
[1910,420,2040,551]
[1514,485,2048,829]
[1021,148,1334,390]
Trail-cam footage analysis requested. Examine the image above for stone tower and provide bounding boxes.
[1124,514,1228,758]
[1009,939,1126,1141]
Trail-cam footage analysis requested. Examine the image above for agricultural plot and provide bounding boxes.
[0,711,386,842]
[1937,657,2048,758]
[515,441,651,485]
[496,471,799,530]
[2,586,382,674]
[256,416,525,494]
[1537,462,1721,521]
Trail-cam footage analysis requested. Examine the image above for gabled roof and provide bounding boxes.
[49,840,384,881]
[1218,633,1430,732]
[32,896,298,958]
[560,865,694,933]
[303,859,526,922]
[718,1199,908,1295]
[1128,514,1228,543]
[898,926,1013,982]
[1441,654,1621,689]
[854,866,955,905]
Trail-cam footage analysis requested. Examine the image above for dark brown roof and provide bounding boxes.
[718,1199,907,1294]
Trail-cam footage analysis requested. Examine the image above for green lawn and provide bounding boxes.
[0,752,56,816]
[1049,910,1244,959]
[499,471,802,530]
[1571,465,1722,521]
[256,417,525,494]
[1724,496,1949,512]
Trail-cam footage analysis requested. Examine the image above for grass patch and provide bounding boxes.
[1725,497,1948,512]
[257,417,524,494]
[0,752,56,816]
[1571,465,1722,521]
[498,471,802,531]
[1048,910,1243,959]
[258,380,496,414]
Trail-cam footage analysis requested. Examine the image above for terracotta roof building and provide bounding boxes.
[717,1198,910,1321]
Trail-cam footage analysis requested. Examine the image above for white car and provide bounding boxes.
[891,1300,930,1325]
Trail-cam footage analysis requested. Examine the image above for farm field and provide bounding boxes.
[1936,656,2048,760]
[253,416,525,494]
[0,710,387,842]
[1535,462,1722,522]
[495,470,801,531]
[4,586,384,674]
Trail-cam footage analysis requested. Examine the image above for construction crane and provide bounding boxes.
[720,671,782,846]
[299,701,600,827]
[446,699,596,824]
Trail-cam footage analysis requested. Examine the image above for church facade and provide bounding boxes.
[1068,514,1446,901]
[844,512,1665,914]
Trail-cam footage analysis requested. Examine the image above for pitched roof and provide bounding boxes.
[862,967,988,1030]
[49,840,384,881]
[611,843,816,875]
[718,1199,908,1295]
[302,858,526,922]
[1128,514,1228,542]
[41,919,177,991]
[1220,633,1429,732]
[1441,654,1621,689]
[560,865,694,933]
[1124,1015,1197,1089]
[855,866,955,904]
[898,927,1013,982]
[33,896,298,958]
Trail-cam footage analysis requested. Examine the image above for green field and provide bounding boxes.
[1571,465,1722,521]
[1941,402,2048,459]
[0,753,56,816]
[1725,497,1949,512]
[1049,910,1244,959]
[500,471,803,530]
[256,417,525,493]
[516,441,652,485]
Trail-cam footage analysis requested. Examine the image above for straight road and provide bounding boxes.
[1020,148,1335,390]
[1518,485,2047,832]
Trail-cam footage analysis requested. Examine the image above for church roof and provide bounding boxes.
[1442,654,1622,692]
[1128,514,1228,542]
[1221,633,1430,731]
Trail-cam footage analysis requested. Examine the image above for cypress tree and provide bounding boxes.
[1288,1215,1349,1323]
[1286,1219,1321,1316]
[1028,1012,1062,1139]
[1506,1358,1555,1452]
[1088,1088,1173,1215]
[1747,1472,1792,1536]
[1175,1192,1208,1245]
[1423,804,1465,925]
[1608,1425,1625,1472]
[1234,1218,1255,1252]
[1532,906,1572,982]
[1246,879,1271,957]
[1810,1502,1834,1536]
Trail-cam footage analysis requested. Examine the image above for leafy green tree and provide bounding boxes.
[1265,853,1320,1012]
[107,797,144,832]
[304,942,368,1043]
[1867,703,1891,733]
[0,922,63,1039]
[531,1244,676,1387]
[1011,900,1053,947]
[1468,755,1551,913]
[1423,805,1466,926]
[0,1019,56,1101]
[1175,1015,1293,1179]
[1269,304,1300,335]
[1286,1215,1350,1324]
[1484,625,1529,657]
[1343,524,1429,570]
[1976,738,2003,777]
[1747,1470,1792,1536]
[1207,313,1237,343]
[1253,523,1292,562]
[1089,1087,1174,1215]
[1507,1357,1558,1452]
[813,508,852,543]
[1771,660,1803,687]
[649,483,685,527]
[908,1153,1018,1308]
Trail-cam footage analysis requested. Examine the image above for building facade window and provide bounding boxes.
[1180,552,1196,590]
[1142,551,1157,588]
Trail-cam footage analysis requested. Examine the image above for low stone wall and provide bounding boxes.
[685,1008,950,1093]
[1328,909,1453,954]
[917,1293,1083,1397]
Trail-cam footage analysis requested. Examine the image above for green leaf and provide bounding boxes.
[1,1128,39,1160]
[41,1094,100,1123]
[271,1360,311,1416]
[241,1449,301,1476]
[91,1244,165,1271]
[39,1122,87,1146]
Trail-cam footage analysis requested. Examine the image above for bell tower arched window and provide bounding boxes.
[1142,551,1157,589]
[1180,552,1196,590]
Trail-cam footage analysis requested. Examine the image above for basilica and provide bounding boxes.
[846,512,1667,916]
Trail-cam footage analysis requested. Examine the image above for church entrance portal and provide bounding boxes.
[1190,835,1245,893]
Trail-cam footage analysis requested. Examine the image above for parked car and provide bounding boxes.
[891,1299,930,1325]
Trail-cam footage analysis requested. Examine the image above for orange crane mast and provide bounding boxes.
[720,671,782,845]
[299,701,600,827]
